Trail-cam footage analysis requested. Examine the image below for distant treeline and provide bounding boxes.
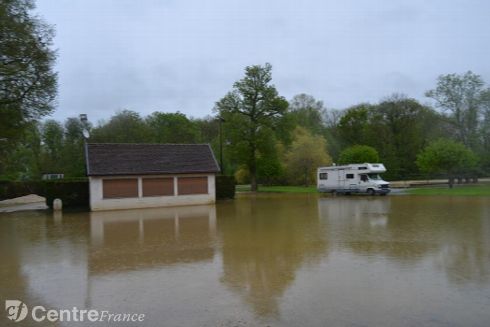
[2,2,489,188]
[1,69,489,185]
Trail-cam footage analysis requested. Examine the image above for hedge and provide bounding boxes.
[0,180,89,208]
[0,175,235,208]
[215,175,236,199]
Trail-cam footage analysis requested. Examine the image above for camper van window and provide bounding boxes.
[319,173,328,180]
[368,173,381,180]
[358,167,367,170]
[360,174,368,182]
[346,174,354,179]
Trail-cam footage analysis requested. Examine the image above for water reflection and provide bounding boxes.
[318,196,490,284]
[218,194,329,317]
[1,195,490,326]
[0,210,90,324]
[89,205,217,274]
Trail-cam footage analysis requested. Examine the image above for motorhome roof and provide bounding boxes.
[318,163,386,173]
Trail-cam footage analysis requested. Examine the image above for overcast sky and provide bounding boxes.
[36,0,490,124]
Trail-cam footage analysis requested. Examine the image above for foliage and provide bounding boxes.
[42,180,89,208]
[426,71,490,150]
[215,63,289,191]
[234,166,250,185]
[146,111,199,143]
[336,96,444,179]
[61,117,86,177]
[3,62,490,186]
[285,127,332,186]
[416,139,478,187]
[338,145,379,164]
[482,107,490,173]
[288,94,326,135]
[41,119,64,171]
[257,155,284,185]
[91,110,152,143]
[0,179,89,208]
[0,121,42,180]
[337,104,371,146]
[0,0,57,169]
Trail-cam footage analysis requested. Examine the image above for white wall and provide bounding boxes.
[89,174,216,211]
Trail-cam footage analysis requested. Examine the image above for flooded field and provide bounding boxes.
[1,194,490,326]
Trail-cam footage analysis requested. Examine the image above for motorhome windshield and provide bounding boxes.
[368,173,381,180]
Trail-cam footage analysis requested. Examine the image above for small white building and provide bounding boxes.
[85,143,220,211]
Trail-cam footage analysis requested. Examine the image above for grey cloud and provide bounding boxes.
[35,0,490,122]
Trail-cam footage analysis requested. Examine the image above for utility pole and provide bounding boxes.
[218,116,225,174]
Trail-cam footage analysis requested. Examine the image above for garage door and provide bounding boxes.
[142,178,174,197]
[178,177,208,195]
[103,179,138,198]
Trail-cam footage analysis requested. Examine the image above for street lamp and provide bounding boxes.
[80,114,90,176]
[218,116,225,174]
[79,114,88,124]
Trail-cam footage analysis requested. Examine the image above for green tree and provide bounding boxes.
[336,96,444,179]
[416,139,478,188]
[0,0,57,170]
[61,117,86,177]
[91,110,152,143]
[323,108,344,160]
[40,119,64,173]
[426,71,490,150]
[215,63,288,191]
[288,94,326,135]
[146,111,199,143]
[256,128,284,185]
[337,104,372,146]
[285,127,332,186]
[0,121,42,180]
[370,95,444,178]
[482,107,490,173]
[193,115,220,143]
[338,145,379,164]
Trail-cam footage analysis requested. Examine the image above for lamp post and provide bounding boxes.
[218,116,225,174]
[79,114,90,176]
[79,114,87,124]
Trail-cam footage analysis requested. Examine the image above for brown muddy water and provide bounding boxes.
[1,194,490,326]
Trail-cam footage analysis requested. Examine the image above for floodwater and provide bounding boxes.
[1,194,490,326]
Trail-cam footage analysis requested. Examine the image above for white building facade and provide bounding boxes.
[86,144,220,211]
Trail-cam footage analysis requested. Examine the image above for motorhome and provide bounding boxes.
[317,163,390,195]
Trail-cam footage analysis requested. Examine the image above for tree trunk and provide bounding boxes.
[249,146,257,192]
[249,124,258,192]
[250,174,257,192]
[448,177,454,188]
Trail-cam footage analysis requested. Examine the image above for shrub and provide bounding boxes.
[216,175,235,199]
[0,179,89,208]
[338,145,379,164]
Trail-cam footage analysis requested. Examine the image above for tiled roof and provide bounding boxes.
[86,143,220,176]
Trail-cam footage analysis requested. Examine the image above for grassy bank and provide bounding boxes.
[237,185,317,193]
[237,183,490,196]
[407,184,490,196]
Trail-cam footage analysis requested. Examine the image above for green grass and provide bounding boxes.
[236,185,317,193]
[407,184,490,196]
[236,184,490,196]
